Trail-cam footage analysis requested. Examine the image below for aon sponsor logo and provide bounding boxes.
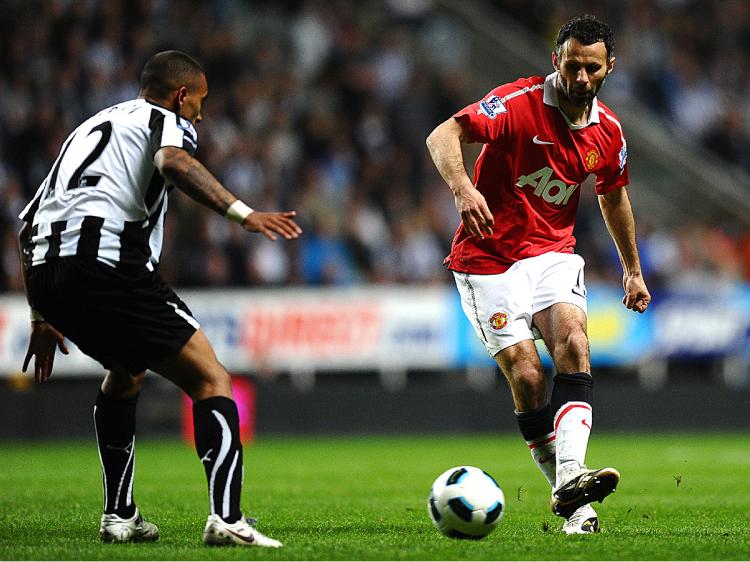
[515,167,578,205]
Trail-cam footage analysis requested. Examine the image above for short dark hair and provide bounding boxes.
[556,14,614,59]
[139,50,205,99]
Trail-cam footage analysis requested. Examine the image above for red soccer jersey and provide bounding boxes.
[444,73,629,274]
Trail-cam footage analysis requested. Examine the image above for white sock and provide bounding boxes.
[525,432,556,488]
[553,401,592,488]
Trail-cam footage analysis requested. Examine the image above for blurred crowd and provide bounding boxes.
[500,0,750,173]
[0,0,748,294]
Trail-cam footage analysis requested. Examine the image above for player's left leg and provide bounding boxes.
[95,368,159,543]
[533,303,619,520]
[496,334,598,534]
[534,303,592,485]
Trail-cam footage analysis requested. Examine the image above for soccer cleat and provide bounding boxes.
[562,504,599,534]
[203,514,283,547]
[99,508,159,543]
[551,466,620,518]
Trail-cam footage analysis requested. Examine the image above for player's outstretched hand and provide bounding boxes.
[242,210,302,241]
[22,321,69,383]
[622,273,650,313]
[455,185,494,239]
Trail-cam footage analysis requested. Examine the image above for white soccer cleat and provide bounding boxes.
[203,514,283,547]
[99,508,159,543]
[562,504,599,534]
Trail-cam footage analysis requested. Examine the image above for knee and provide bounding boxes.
[156,329,234,401]
[508,364,547,410]
[187,368,233,402]
[511,363,544,389]
[102,369,145,398]
[501,355,546,400]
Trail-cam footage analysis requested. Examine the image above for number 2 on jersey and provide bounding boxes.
[44,120,113,200]
[67,121,112,189]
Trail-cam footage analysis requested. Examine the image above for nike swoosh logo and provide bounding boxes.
[538,454,554,464]
[226,528,256,544]
[533,135,554,145]
[105,443,133,454]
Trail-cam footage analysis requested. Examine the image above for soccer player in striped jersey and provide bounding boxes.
[18,50,300,547]
[427,15,651,534]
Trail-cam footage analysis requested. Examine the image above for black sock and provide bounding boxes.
[515,403,553,442]
[193,396,243,524]
[93,390,138,518]
[551,372,593,415]
[516,403,556,486]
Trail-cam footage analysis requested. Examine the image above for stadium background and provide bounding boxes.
[0,0,749,439]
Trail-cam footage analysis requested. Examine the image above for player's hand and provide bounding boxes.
[622,273,650,313]
[454,185,494,239]
[242,211,303,241]
[22,321,69,383]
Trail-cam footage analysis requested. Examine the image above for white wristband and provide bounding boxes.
[226,200,254,224]
[30,307,45,322]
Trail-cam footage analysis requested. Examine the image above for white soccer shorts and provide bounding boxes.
[453,252,587,357]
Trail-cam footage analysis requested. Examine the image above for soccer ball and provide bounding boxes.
[427,466,505,539]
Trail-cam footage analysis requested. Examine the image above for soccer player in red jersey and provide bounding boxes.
[427,14,650,534]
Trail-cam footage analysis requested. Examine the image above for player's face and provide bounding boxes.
[178,73,209,125]
[553,38,614,108]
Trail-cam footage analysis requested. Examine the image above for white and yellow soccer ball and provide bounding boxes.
[427,466,505,539]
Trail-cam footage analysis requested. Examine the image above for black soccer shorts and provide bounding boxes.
[27,256,199,374]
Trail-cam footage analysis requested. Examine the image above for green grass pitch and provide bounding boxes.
[1,432,749,560]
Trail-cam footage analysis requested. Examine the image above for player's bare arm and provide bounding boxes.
[426,118,494,239]
[598,187,651,313]
[154,146,302,241]
[17,222,69,383]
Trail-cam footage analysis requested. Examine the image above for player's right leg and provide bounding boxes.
[154,329,282,548]
[96,368,159,543]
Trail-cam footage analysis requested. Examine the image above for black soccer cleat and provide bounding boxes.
[551,467,620,519]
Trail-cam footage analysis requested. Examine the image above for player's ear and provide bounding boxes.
[606,56,616,75]
[176,86,189,108]
[552,50,560,71]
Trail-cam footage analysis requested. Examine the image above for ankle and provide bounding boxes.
[556,461,582,486]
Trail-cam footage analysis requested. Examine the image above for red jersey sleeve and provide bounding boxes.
[452,87,511,145]
[595,113,630,195]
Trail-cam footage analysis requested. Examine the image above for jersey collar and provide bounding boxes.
[543,72,600,130]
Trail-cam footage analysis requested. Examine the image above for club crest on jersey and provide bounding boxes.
[584,148,600,171]
[488,311,509,332]
[177,118,194,133]
[478,95,506,120]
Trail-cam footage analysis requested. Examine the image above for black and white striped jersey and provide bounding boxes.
[19,98,198,271]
